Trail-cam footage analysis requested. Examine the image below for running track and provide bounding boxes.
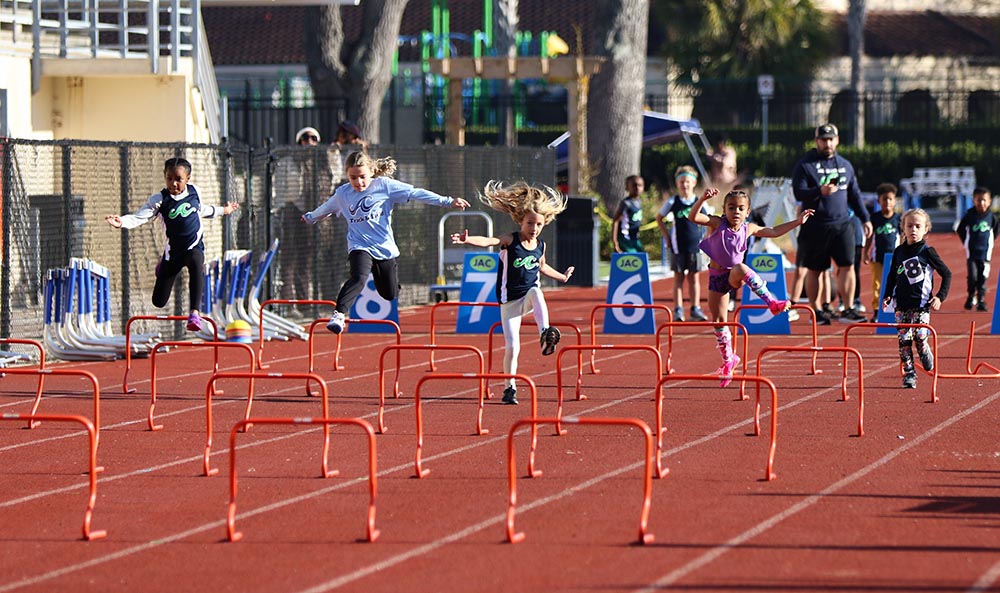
[1,239,999,593]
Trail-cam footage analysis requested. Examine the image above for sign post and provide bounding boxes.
[757,75,774,147]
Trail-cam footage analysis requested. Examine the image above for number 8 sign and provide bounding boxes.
[348,274,399,333]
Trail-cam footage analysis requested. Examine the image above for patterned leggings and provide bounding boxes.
[895,308,931,374]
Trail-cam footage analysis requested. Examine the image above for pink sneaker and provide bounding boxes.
[186,312,203,332]
[768,299,791,315]
[717,354,741,388]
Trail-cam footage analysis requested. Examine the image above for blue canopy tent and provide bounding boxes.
[547,111,712,181]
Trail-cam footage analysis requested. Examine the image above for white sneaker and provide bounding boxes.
[326,311,346,334]
[787,309,800,321]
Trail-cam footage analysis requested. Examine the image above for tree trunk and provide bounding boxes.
[305,0,410,144]
[493,0,519,147]
[587,0,649,211]
[848,0,866,148]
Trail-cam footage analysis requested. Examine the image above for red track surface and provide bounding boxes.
[2,239,1000,593]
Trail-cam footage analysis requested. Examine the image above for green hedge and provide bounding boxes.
[643,140,1000,193]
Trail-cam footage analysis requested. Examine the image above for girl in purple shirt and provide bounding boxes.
[689,188,814,386]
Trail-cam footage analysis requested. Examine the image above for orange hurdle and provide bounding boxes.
[226,416,378,543]
[0,338,46,428]
[377,344,486,434]
[656,375,779,481]
[148,341,257,432]
[0,413,106,540]
[755,345,865,436]
[428,301,500,370]
[555,345,662,433]
[655,321,750,398]
[734,303,822,375]
[203,371,331,477]
[412,373,537,478]
[505,416,655,545]
[123,314,220,393]
[0,368,101,444]
[588,303,673,373]
[963,321,1000,375]
[307,317,402,374]
[843,322,939,403]
[485,319,584,382]
[256,298,337,369]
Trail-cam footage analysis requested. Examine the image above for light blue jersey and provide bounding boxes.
[304,177,453,259]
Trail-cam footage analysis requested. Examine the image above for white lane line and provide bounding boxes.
[632,387,1000,592]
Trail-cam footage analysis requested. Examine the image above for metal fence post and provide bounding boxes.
[1,139,11,338]
[119,145,131,333]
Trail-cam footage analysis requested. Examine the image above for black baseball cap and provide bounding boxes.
[815,123,839,139]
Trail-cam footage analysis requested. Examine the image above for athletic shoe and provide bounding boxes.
[815,309,832,326]
[674,306,685,322]
[728,300,736,312]
[767,299,791,315]
[838,308,865,323]
[186,312,203,332]
[502,386,518,405]
[854,300,866,313]
[919,345,934,372]
[326,311,346,334]
[977,301,989,312]
[786,308,800,321]
[690,306,708,322]
[540,327,561,356]
[965,296,975,310]
[903,373,917,389]
[717,354,740,388]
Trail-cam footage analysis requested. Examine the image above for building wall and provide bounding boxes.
[0,52,211,143]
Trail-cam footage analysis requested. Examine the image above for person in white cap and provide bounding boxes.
[277,126,333,317]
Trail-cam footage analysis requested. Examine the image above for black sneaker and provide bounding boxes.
[919,346,934,372]
[903,373,917,389]
[502,386,518,405]
[815,309,831,325]
[838,308,865,323]
[540,327,561,356]
[965,296,975,310]
[977,301,988,312]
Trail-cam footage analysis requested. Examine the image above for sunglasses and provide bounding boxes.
[301,134,319,142]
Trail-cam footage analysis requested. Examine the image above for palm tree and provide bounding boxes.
[848,0,867,147]
[304,0,410,143]
[657,0,832,127]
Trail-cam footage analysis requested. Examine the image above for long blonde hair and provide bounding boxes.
[344,151,396,178]
[479,180,567,225]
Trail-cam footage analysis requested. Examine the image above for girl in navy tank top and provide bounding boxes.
[451,181,574,405]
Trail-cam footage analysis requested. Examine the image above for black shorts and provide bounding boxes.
[670,252,703,274]
[798,218,855,271]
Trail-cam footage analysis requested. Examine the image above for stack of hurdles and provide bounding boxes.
[43,258,160,361]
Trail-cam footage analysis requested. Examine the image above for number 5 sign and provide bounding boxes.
[348,274,400,333]
[457,252,501,333]
[604,253,655,333]
[737,254,790,335]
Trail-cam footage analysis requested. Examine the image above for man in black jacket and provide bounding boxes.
[791,123,873,324]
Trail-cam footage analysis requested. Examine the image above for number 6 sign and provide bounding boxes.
[604,253,655,334]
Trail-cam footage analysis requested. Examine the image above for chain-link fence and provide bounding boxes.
[0,139,557,347]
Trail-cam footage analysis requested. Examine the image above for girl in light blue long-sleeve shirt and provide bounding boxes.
[303,151,470,333]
